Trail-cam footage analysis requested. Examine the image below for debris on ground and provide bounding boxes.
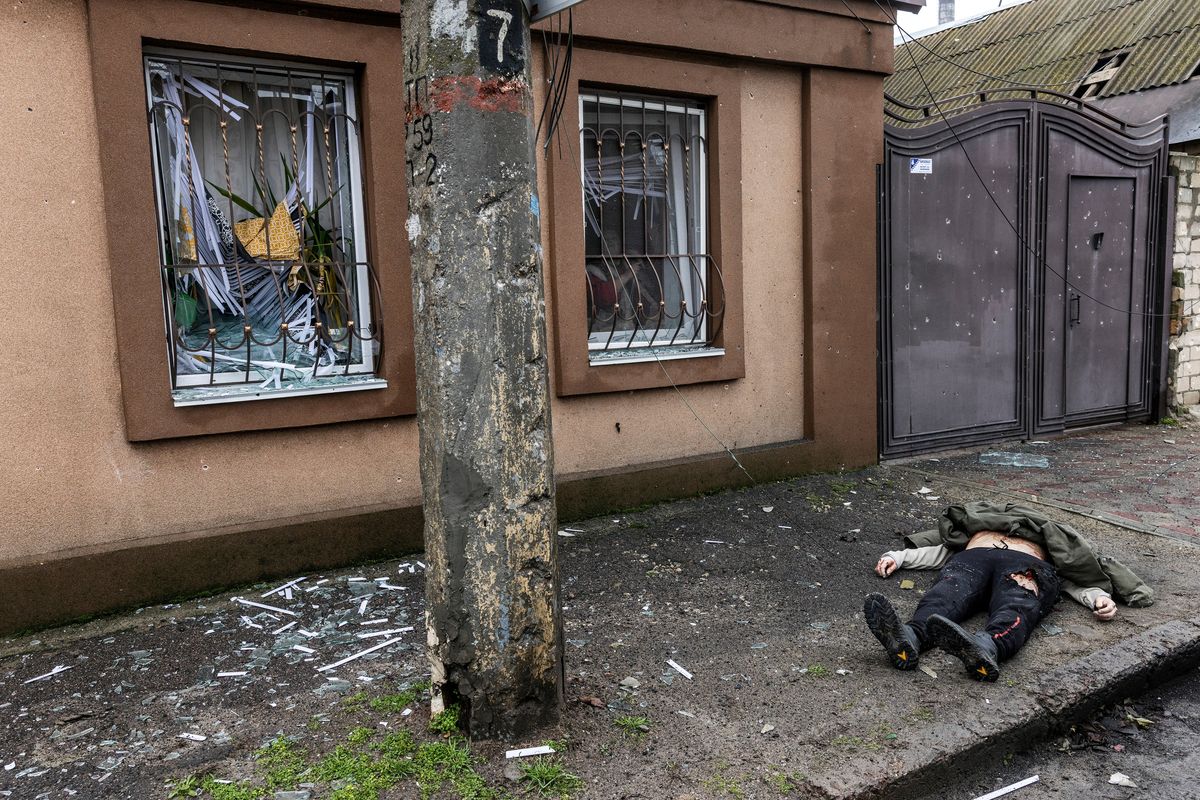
[971,774,1040,800]
[1109,772,1137,787]
[978,452,1051,468]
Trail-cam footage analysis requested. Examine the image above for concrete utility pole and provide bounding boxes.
[401,0,562,737]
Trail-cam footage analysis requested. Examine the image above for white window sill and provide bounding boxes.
[172,376,388,407]
[588,346,724,367]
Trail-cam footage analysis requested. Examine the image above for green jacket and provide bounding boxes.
[904,501,1155,607]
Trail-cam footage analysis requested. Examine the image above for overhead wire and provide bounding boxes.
[874,0,1188,323]
[885,2,1093,93]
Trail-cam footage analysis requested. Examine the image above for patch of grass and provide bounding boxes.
[168,775,203,798]
[1161,416,1180,427]
[703,767,746,799]
[907,706,935,723]
[347,726,375,745]
[542,738,570,754]
[829,480,856,497]
[201,778,266,800]
[804,664,830,678]
[373,730,418,760]
[368,680,429,713]
[169,721,513,800]
[429,704,462,734]
[255,737,306,789]
[613,714,650,738]
[830,734,877,751]
[343,691,369,712]
[767,770,808,795]
[519,757,584,798]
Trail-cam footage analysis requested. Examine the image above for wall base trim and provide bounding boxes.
[0,437,868,634]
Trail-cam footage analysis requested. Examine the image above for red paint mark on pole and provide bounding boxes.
[431,76,527,114]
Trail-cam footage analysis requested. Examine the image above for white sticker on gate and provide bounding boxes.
[909,157,933,174]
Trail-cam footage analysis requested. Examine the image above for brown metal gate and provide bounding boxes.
[879,93,1170,458]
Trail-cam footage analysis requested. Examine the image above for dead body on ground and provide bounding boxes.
[863,501,1155,681]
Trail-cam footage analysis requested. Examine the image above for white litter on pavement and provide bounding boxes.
[505,745,556,759]
[358,627,414,639]
[971,775,1039,800]
[1108,773,1137,788]
[233,597,298,617]
[22,665,73,684]
[666,659,694,680]
[216,671,247,678]
[261,577,306,598]
[272,621,297,635]
[292,645,316,654]
[316,637,404,672]
[178,733,208,742]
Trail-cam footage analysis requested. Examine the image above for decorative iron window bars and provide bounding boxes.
[145,51,382,402]
[580,91,725,359]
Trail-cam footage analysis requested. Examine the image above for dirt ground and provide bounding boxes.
[2,425,1198,800]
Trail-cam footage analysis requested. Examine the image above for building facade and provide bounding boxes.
[0,0,916,631]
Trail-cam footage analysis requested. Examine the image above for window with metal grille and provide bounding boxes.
[580,90,725,360]
[145,50,382,404]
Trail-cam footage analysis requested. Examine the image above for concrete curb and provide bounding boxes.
[843,620,1200,800]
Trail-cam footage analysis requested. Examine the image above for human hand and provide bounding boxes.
[1093,595,1117,621]
[875,556,897,578]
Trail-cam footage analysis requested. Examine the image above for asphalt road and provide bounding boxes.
[940,665,1200,800]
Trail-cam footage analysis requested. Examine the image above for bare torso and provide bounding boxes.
[964,530,1047,561]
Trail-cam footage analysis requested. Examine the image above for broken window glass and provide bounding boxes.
[145,50,381,400]
[580,90,724,356]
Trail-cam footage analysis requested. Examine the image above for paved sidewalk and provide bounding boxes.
[1,423,1198,800]
[903,421,1200,540]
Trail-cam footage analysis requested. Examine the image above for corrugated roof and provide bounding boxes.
[887,0,1200,107]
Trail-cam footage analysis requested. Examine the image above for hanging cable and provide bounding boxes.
[882,1,1115,94]
[876,0,1186,322]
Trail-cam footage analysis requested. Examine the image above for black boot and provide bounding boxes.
[864,593,921,670]
[926,615,1000,682]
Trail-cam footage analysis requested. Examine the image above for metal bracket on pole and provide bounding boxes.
[524,0,588,22]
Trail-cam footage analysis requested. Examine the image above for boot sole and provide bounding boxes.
[863,593,918,670]
[926,615,1000,682]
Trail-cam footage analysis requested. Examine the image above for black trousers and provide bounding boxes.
[909,547,1061,661]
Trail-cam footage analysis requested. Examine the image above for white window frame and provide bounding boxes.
[579,91,710,357]
[143,48,380,404]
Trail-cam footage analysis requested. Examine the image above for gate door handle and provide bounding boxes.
[1069,293,1081,327]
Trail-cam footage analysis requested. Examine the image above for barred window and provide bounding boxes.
[145,50,382,404]
[581,90,725,360]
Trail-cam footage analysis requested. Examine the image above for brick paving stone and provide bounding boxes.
[912,421,1200,539]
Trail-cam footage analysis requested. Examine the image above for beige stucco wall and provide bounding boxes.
[0,1,807,565]
[545,65,808,475]
[0,1,422,565]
